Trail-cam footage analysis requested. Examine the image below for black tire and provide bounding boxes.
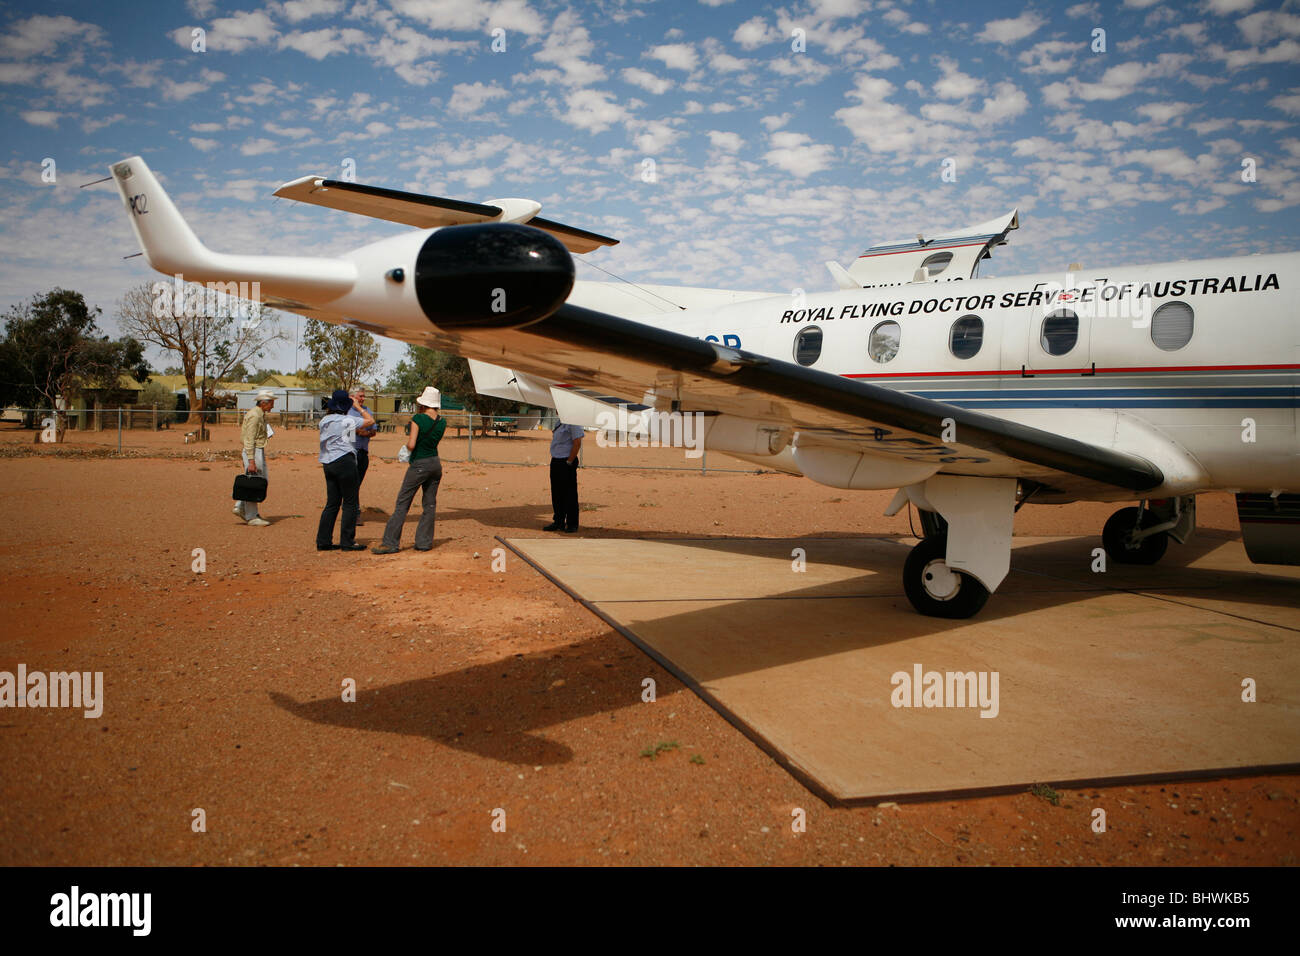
[902,536,990,619]
[1102,506,1168,565]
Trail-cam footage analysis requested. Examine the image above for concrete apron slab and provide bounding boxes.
[501,535,1300,804]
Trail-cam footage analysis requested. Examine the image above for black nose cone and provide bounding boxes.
[415,223,574,330]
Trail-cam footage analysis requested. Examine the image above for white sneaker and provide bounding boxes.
[233,503,245,519]
[247,517,269,527]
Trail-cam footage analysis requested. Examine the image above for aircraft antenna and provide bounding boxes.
[578,258,687,310]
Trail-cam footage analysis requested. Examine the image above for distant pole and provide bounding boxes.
[117,407,122,455]
[467,411,473,461]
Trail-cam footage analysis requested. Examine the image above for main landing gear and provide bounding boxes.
[885,475,1018,619]
[1101,497,1195,566]
[903,533,990,619]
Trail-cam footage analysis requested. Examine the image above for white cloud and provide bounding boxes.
[264,122,313,138]
[622,67,671,95]
[629,119,681,154]
[189,137,220,151]
[1019,40,1081,75]
[708,131,744,151]
[734,16,778,49]
[1136,100,1195,123]
[278,28,367,59]
[194,11,279,53]
[764,131,834,177]
[561,88,627,132]
[1269,92,1300,116]
[0,14,104,59]
[276,0,345,23]
[240,137,279,156]
[1236,10,1300,45]
[976,12,1046,44]
[933,57,984,100]
[447,81,509,116]
[20,110,60,128]
[529,8,605,86]
[647,43,698,72]
[1203,0,1255,12]
[977,82,1029,124]
[161,68,226,102]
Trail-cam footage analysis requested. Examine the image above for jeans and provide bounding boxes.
[381,455,441,550]
[550,457,579,529]
[317,453,360,547]
[239,448,266,519]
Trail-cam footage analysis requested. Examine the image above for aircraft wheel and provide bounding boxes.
[1102,507,1168,565]
[903,536,990,619]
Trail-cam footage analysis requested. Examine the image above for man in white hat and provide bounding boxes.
[235,389,275,526]
[373,385,446,553]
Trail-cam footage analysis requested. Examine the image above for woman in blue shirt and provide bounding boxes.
[317,388,374,551]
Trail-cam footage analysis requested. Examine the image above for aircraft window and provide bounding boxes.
[949,315,983,359]
[1040,310,1078,356]
[1151,301,1194,351]
[869,320,901,363]
[920,251,953,278]
[793,326,823,366]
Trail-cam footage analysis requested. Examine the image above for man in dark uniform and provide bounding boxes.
[544,420,583,533]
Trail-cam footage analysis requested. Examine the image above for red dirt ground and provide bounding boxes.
[0,425,1295,865]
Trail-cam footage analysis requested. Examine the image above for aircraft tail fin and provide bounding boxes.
[109,156,356,303]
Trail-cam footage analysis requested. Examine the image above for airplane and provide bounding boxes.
[106,155,1298,618]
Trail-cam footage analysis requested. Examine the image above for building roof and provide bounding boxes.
[145,373,255,392]
[258,373,314,388]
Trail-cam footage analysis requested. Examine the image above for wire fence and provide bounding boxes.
[0,406,763,474]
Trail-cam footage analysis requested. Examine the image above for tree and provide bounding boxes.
[138,379,177,410]
[386,345,519,418]
[116,281,286,425]
[301,320,381,392]
[0,289,149,438]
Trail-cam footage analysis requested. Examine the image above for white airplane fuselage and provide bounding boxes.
[567,254,1299,499]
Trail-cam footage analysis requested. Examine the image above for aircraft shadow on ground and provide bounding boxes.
[501,529,1299,682]
[269,529,1296,763]
[268,637,663,766]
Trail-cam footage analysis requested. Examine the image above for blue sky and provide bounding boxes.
[1,0,1298,376]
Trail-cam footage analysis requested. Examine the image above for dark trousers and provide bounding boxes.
[382,455,442,550]
[355,448,370,489]
[317,453,360,547]
[550,457,579,529]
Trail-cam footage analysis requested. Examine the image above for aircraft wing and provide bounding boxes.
[272,176,618,254]
[417,302,1164,501]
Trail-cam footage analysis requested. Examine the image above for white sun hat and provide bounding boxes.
[417,386,441,408]
[255,389,275,401]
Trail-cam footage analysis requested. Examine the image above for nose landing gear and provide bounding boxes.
[1101,497,1196,566]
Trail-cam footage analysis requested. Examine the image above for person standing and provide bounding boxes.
[348,385,378,521]
[372,386,446,554]
[317,388,373,551]
[235,389,275,527]
[545,419,583,533]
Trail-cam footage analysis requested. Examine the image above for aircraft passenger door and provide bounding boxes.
[1023,303,1092,376]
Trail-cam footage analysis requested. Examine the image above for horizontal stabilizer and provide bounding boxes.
[273,176,618,254]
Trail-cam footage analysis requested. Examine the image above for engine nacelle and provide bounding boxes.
[415,223,573,331]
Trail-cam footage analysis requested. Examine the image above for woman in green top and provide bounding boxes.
[372,386,447,554]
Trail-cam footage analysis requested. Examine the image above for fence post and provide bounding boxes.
[701,449,707,475]
[467,411,473,461]
[117,407,122,455]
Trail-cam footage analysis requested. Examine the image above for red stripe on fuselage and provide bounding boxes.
[843,363,1300,380]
